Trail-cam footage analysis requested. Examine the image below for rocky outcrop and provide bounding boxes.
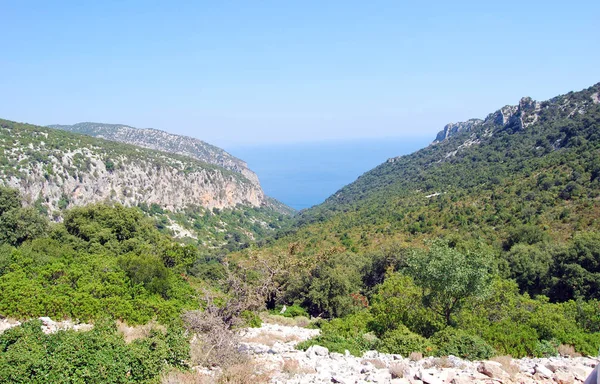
[434,119,483,143]
[0,119,266,215]
[433,83,600,144]
[48,122,262,189]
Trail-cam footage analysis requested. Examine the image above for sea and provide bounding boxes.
[228,137,430,211]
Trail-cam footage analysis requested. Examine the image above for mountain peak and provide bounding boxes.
[433,83,600,144]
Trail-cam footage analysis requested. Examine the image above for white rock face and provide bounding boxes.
[238,322,599,384]
[431,84,600,149]
[48,122,263,189]
[1,124,266,214]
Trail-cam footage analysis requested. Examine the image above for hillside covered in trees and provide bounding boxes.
[2,82,600,382]
[0,118,293,249]
[234,82,600,359]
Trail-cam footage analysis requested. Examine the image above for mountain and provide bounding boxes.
[251,82,600,304]
[305,82,600,220]
[48,122,261,188]
[0,118,292,247]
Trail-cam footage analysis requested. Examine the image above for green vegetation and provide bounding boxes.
[139,202,293,251]
[242,83,600,359]
[0,194,199,324]
[2,82,600,382]
[0,118,294,251]
[0,320,188,383]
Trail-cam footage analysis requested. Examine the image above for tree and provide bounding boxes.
[0,186,20,215]
[407,241,492,326]
[0,187,48,247]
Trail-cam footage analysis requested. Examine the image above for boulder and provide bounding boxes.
[305,345,329,358]
[363,350,380,359]
[553,370,575,384]
[478,361,510,381]
[417,369,445,384]
[534,363,553,379]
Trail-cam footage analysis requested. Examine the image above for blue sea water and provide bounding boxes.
[228,137,430,211]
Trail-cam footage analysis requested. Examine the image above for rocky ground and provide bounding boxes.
[238,322,598,384]
[2,317,597,383]
[0,316,93,334]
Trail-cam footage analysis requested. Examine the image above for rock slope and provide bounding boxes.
[48,122,261,188]
[432,83,600,145]
[0,119,265,214]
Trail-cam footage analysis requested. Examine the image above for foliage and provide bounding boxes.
[369,272,443,337]
[0,197,197,324]
[271,304,309,318]
[533,339,559,358]
[296,311,377,356]
[283,252,366,318]
[240,310,262,328]
[0,319,189,384]
[377,325,434,356]
[0,187,48,247]
[430,328,495,360]
[407,241,493,325]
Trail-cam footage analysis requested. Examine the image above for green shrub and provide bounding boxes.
[297,333,369,356]
[0,319,189,383]
[533,339,559,357]
[479,320,539,358]
[431,328,495,360]
[240,310,262,328]
[370,272,443,338]
[275,304,309,318]
[296,311,377,356]
[378,325,434,356]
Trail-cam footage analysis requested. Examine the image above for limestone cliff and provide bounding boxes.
[0,119,265,215]
[48,122,262,188]
[431,83,600,155]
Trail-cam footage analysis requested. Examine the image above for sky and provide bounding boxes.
[1,0,599,147]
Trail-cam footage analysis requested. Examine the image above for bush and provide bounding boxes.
[370,272,442,338]
[275,304,309,318]
[431,328,495,360]
[377,325,434,356]
[533,340,559,357]
[296,311,377,356]
[183,310,246,368]
[297,333,370,356]
[479,320,539,358]
[240,310,262,328]
[0,319,188,383]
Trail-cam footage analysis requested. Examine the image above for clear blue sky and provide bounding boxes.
[1,1,598,147]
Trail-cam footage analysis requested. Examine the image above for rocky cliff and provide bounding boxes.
[48,122,262,188]
[0,119,265,215]
[433,84,600,145]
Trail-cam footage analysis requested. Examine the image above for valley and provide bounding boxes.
[1,82,600,384]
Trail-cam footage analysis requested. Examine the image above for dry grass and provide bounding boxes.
[432,357,453,369]
[259,313,312,328]
[294,316,311,328]
[117,320,166,343]
[244,332,300,347]
[184,311,247,369]
[161,370,212,384]
[409,352,423,361]
[363,358,387,369]
[389,362,408,379]
[558,344,581,357]
[217,361,272,384]
[161,362,271,384]
[282,359,316,376]
[490,356,520,378]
